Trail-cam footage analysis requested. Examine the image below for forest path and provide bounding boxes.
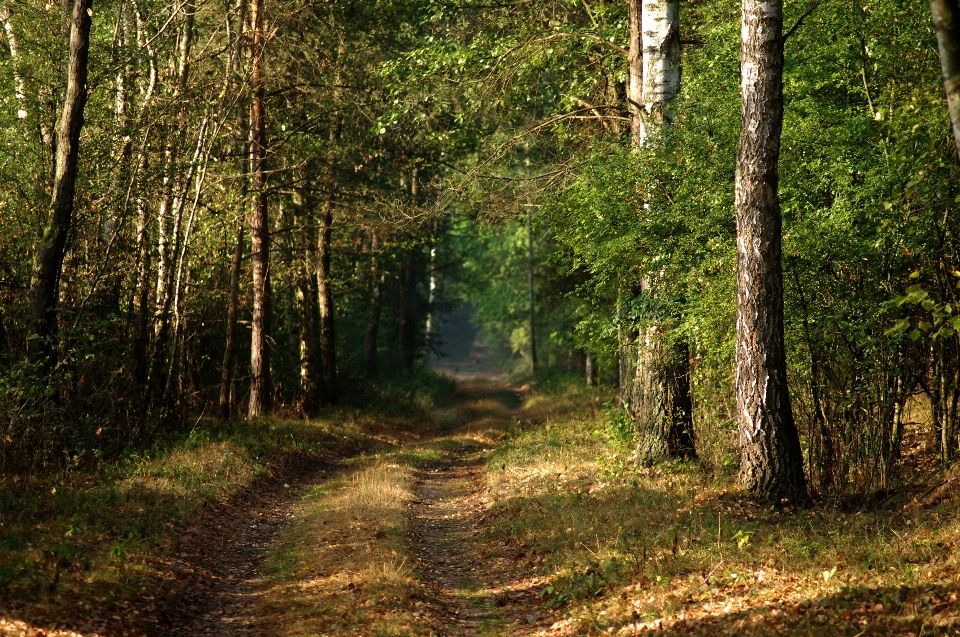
[401,377,552,637]
[149,375,552,637]
[240,375,554,637]
[407,442,549,636]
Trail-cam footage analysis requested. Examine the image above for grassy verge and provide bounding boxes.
[483,384,960,636]
[0,408,398,633]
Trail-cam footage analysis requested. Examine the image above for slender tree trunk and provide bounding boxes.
[931,0,960,157]
[365,231,382,380]
[277,198,300,364]
[27,0,92,368]
[294,183,323,415]
[152,0,194,338]
[628,0,643,141]
[317,197,337,399]
[297,250,323,416]
[425,245,437,341]
[735,0,807,503]
[527,208,538,371]
[639,0,680,140]
[624,0,695,464]
[398,258,417,370]
[220,224,243,418]
[247,0,271,418]
[1,6,27,120]
[132,161,152,388]
[585,351,594,387]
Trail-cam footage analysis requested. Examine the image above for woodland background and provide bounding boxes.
[0,0,957,506]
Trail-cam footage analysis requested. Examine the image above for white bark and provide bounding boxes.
[638,0,680,143]
[1,6,27,119]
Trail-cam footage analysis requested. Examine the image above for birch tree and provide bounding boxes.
[734,0,807,502]
[621,0,695,464]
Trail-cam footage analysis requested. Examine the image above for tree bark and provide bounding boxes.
[27,0,92,368]
[398,258,417,370]
[527,208,538,371]
[317,197,337,399]
[1,6,28,120]
[247,0,271,419]
[639,0,680,140]
[931,0,960,158]
[628,0,643,142]
[585,351,594,386]
[365,231,382,380]
[629,336,695,463]
[220,224,243,418]
[735,0,807,503]
[293,183,323,415]
[622,0,695,464]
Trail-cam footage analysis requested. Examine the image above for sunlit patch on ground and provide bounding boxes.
[480,394,960,636]
[255,460,442,636]
[0,618,93,636]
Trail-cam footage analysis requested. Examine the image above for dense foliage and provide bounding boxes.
[0,0,957,502]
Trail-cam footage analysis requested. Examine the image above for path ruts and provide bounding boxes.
[403,380,556,636]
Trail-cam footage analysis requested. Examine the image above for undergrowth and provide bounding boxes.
[483,381,960,635]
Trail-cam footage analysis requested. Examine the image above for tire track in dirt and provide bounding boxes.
[154,457,336,636]
[408,453,499,634]
[405,382,556,636]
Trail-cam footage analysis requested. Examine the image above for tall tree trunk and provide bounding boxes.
[735,0,807,503]
[365,231,382,380]
[132,158,152,389]
[247,0,271,418]
[220,224,243,418]
[317,197,337,400]
[27,0,92,368]
[585,351,594,387]
[425,245,437,341]
[297,250,323,416]
[639,0,680,140]
[147,1,195,406]
[628,0,643,142]
[1,6,28,120]
[527,207,538,370]
[398,258,418,370]
[294,183,323,415]
[623,0,695,465]
[931,0,960,157]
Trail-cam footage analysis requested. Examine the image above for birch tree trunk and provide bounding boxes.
[247,0,272,418]
[735,0,807,503]
[628,0,643,142]
[622,0,695,464]
[317,79,342,402]
[294,180,323,415]
[1,6,27,120]
[297,239,323,415]
[639,0,680,140]
[931,0,960,157]
[398,259,417,370]
[527,207,538,371]
[27,0,92,368]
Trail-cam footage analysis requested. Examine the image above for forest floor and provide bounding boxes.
[4,375,960,636]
